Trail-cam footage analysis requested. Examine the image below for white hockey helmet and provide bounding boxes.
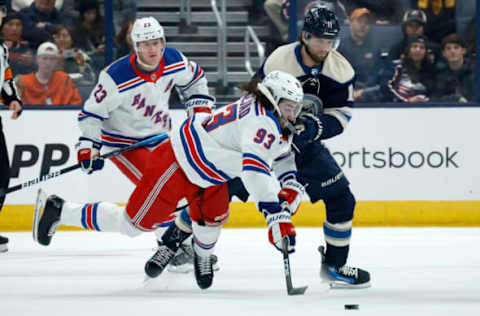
[131,17,165,51]
[257,70,304,118]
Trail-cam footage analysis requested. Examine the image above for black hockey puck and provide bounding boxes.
[344,304,359,310]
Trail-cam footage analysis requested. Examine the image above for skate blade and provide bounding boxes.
[329,280,371,289]
[32,188,47,242]
[167,265,193,274]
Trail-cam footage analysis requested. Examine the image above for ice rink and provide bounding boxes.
[1,227,479,316]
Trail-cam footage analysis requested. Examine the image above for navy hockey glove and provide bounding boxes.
[293,113,323,146]
[76,139,104,174]
[259,202,296,254]
[278,179,305,216]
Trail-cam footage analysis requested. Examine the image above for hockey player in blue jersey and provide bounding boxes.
[256,6,370,288]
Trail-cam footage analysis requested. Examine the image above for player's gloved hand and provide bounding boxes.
[260,202,296,253]
[76,140,104,174]
[279,179,305,216]
[293,113,323,146]
[185,94,215,117]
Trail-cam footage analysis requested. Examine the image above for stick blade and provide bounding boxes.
[288,285,308,295]
[32,188,47,242]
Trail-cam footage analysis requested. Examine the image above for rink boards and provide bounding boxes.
[0,107,479,230]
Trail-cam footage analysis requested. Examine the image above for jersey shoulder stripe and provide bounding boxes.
[179,117,231,185]
[105,54,138,86]
[163,47,186,75]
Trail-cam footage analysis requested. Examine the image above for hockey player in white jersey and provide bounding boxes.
[38,17,215,267]
[34,71,305,290]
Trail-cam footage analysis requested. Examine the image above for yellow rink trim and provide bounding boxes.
[1,201,480,232]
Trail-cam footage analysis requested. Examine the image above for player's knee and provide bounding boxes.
[324,187,356,223]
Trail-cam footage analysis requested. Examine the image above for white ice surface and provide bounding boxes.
[1,228,479,316]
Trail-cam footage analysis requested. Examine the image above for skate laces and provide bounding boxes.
[197,255,212,276]
[338,265,358,278]
[152,247,175,266]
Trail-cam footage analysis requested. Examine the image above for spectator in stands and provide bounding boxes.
[52,25,95,85]
[72,0,104,56]
[387,34,436,102]
[414,0,456,44]
[14,41,82,105]
[18,0,71,47]
[0,12,34,74]
[433,33,475,103]
[388,9,439,63]
[337,8,381,101]
[114,16,134,59]
[72,0,104,72]
[343,0,405,24]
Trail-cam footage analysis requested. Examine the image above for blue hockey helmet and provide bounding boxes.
[303,6,340,39]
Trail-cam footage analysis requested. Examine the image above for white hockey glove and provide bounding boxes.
[76,139,104,174]
[185,94,215,118]
[278,179,305,216]
[260,202,296,254]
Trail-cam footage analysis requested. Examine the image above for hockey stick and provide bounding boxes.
[3,133,168,196]
[282,237,308,295]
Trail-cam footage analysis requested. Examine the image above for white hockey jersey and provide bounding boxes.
[78,47,209,150]
[170,94,296,204]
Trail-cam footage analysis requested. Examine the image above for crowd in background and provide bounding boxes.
[262,0,476,103]
[0,0,476,105]
[0,0,134,106]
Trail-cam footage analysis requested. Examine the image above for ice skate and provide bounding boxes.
[145,223,191,278]
[193,240,214,290]
[145,242,177,278]
[33,189,64,246]
[319,246,371,289]
[167,237,219,273]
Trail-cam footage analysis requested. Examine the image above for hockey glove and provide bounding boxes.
[185,94,215,117]
[76,139,104,174]
[278,179,305,216]
[293,113,323,146]
[260,202,296,254]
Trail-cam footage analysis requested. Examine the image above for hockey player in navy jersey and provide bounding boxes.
[41,17,216,270]
[256,6,370,288]
[34,71,305,290]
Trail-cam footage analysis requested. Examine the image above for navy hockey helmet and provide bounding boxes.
[303,6,340,39]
